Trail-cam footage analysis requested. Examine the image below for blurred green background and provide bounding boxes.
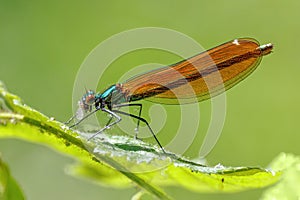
[0,0,299,199]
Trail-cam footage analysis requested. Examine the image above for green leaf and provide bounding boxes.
[0,155,25,200]
[0,81,281,199]
[261,153,300,199]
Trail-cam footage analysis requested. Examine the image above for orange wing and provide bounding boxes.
[121,38,272,104]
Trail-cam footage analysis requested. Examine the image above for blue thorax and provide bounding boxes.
[97,85,116,99]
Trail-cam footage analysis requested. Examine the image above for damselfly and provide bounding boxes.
[66,38,273,153]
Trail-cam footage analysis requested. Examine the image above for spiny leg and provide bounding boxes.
[88,108,122,140]
[105,116,114,126]
[112,109,165,153]
[64,114,76,125]
[68,108,100,128]
[113,103,142,139]
[105,106,122,126]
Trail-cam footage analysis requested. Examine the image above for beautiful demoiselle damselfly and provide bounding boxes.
[66,38,273,153]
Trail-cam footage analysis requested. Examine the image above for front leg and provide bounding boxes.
[68,108,100,128]
[88,108,122,140]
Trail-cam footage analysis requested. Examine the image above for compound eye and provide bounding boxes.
[78,90,96,112]
[85,93,95,105]
[84,90,95,105]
